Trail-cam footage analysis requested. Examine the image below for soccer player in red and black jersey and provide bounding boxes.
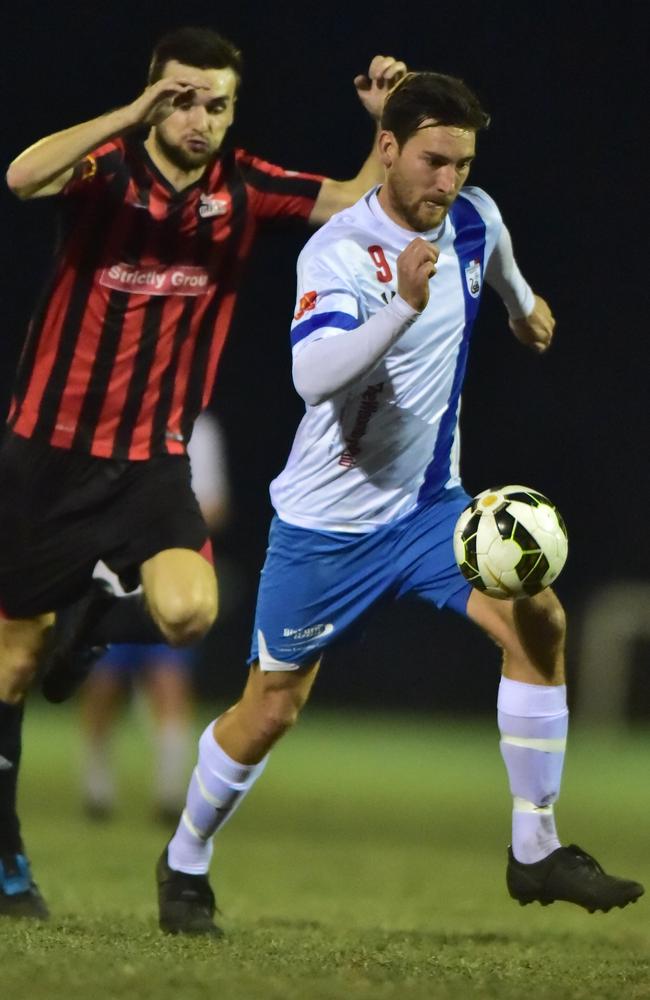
[0,26,406,918]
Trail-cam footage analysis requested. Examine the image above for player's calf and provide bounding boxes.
[513,589,566,682]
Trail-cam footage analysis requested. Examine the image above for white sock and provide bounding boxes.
[153,720,192,812]
[167,721,268,875]
[498,676,568,864]
[82,739,115,809]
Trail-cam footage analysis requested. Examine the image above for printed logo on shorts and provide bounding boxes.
[282,623,334,641]
[464,258,482,298]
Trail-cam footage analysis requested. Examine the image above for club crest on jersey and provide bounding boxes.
[464,258,482,298]
[198,193,229,218]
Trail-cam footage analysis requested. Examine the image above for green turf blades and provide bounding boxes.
[3,704,648,1000]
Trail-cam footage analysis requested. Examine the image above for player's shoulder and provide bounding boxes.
[233,147,272,172]
[298,192,376,272]
[457,185,503,228]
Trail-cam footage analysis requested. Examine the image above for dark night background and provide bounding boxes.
[1,1,647,713]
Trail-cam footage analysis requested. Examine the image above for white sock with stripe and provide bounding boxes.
[167,721,268,875]
[498,676,568,864]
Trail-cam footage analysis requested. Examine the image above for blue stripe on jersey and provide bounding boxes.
[417,195,487,504]
[291,310,360,347]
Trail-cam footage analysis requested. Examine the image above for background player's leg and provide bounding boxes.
[466,588,566,863]
[167,659,319,875]
[0,615,52,918]
[79,658,129,819]
[143,656,194,823]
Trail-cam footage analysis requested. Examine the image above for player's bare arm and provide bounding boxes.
[510,294,556,354]
[397,237,439,312]
[309,55,407,226]
[5,75,210,200]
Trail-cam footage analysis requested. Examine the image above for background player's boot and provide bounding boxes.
[41,580,113,703]
[507,844,644,913]
[0,853,49,920]
[156,845,222,936]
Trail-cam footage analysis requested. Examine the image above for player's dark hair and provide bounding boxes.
[148,26,243,86]
[381,72,490,147]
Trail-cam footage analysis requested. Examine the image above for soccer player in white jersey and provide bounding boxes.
[156,73,644,935]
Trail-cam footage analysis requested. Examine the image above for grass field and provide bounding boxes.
[1,701,650,1000]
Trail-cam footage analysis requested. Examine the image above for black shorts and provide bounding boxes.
[0,430,209,619]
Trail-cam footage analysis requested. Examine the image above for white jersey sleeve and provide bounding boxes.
[289,242,364,355]
[187,411,229,515]
[292,294,418,406]
[467,187,534,319]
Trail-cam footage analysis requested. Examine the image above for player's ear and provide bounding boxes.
[378,130,398,169]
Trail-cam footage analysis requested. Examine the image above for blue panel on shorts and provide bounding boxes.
[93,642,194,677]
[249,487,473,667]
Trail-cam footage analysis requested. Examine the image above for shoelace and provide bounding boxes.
[565,845,605,875]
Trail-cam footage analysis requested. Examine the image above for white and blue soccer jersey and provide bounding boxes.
[270,186,520,532]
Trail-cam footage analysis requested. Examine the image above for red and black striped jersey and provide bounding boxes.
[8,137,323,460]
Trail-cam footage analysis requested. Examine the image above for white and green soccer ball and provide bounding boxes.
[453,485,568,600]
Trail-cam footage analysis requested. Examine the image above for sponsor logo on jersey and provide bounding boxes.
[282,623,334,640]
[294,290,318,320]
[100,263,212,296]
[339,382,385,467]
[198,193,229,218]
[464,258,481,298]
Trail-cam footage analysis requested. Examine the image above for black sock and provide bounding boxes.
[0,700,24,854]
[86,594,165,645]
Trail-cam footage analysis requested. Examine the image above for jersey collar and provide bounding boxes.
[367,187,447,243]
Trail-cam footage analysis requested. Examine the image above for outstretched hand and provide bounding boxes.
[127,75,213,127]
[509,294,556,354]
[354,56,407,121]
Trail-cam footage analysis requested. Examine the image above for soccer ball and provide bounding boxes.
[453,485,568,600]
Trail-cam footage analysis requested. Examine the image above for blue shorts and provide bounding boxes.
[93,643,195,678]
[249,487,472,669]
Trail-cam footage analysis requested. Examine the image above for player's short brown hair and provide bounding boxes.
[382,72,490,147]
[148,26,243,86]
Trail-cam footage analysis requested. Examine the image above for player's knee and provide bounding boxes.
[154,585,218,646]
[256,688,305,742]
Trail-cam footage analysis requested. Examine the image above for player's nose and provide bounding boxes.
[188,103,209,129]
[434,164,457,194]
